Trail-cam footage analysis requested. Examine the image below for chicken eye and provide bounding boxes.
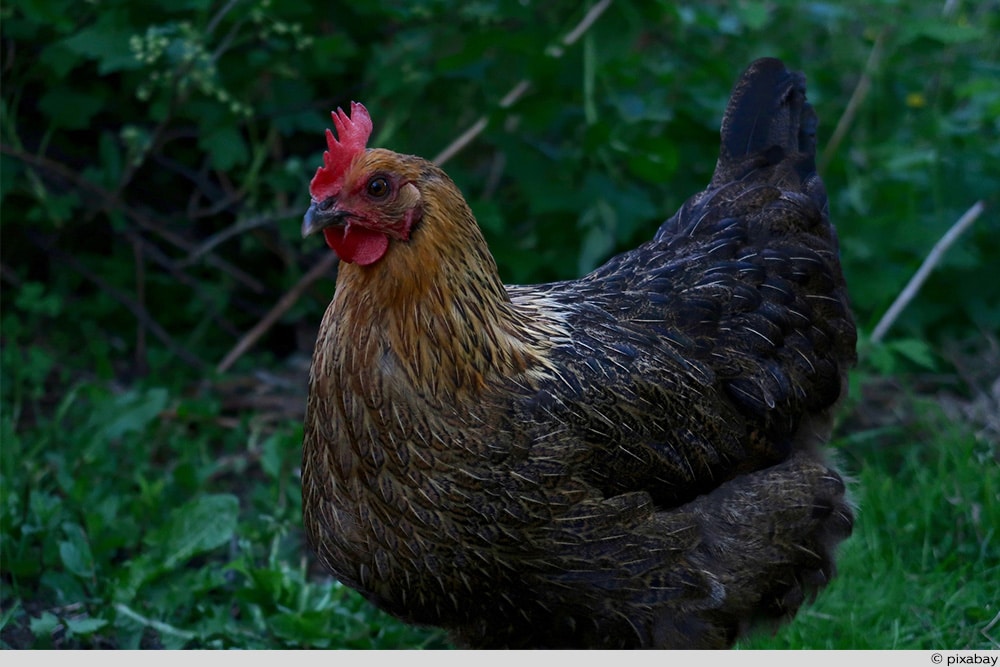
[366,177,390,199]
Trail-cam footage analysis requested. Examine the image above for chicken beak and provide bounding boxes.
[302,202,348,238]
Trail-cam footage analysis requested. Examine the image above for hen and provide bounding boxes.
[300,58,856,649]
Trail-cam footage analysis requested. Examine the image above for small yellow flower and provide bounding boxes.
[905,92,926,109]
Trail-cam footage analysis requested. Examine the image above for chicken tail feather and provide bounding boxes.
[713,58,818,189]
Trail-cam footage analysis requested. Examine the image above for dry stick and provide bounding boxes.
[125,204,265,293]
[432,0,611,165]
[216,252,336,373]
[0,144,265,293]
[870,200,986,344]
[182,208,299,266]
[215,2,615,373]
[205,0,242,36]
[819,29,885,174]
[559,0,612,49]
[0,262,23,287]
[433,79,532,166]
[123,230,244,338]
[42,242,210,371]
[982,609,1000,646]
[133,237,148,376]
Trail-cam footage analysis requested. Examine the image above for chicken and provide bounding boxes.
[300,58,856,649]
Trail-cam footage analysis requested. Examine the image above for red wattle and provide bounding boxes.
[323,225,389,266]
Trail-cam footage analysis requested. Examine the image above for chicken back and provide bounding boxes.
[301,57,856,649]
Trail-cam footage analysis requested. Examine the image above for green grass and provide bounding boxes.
[746,405,999,649]
[2,363,996,648]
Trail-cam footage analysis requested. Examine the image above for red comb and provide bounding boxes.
[309,102,373,200]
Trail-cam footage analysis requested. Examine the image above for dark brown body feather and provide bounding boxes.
[302,58,856,649]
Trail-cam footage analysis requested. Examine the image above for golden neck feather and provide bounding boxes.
[323,169,542,400]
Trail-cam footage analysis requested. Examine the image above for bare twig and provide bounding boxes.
[38,239,210,371]
[148,152,230,215]
[216,253,337,373]
[186,182,245,220]
[125,206,265,292]
[205,0,243,37]
[181,209,299,266]
[0,143,265,292]
[552,0,614,53]
[432,117,488,167]
[133,237,148,376]
[819,29,886,174]
[123,230,245,338]
[432,81,530,166]
[0,262,23,287]
[981,609,1000,648]
[870,201,986,344]
[482,152,508,200]
[432,1,613,165]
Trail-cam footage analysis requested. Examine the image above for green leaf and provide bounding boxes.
[14,282,62,317]
[736,1,771,31]
[95,131,124,189]
[626,135,680,184]
[899,21,987,46]
[577,200,618,274]
[60,23,141,74]
[113,602,196,647]
[883,147,938,174]
[889,339,937,371]
[145,494,239,570]
[38,41,83,78]
[0,602,20,634]
[58,522,95,578]
[113,553,157,604]
[65,617,109,636]
[199,125,249,171]
[24,191,82,227]
[260,433,284,480]
[29,611,59,640]
[98,388,169,440]
[115,494,238,603]
[12,0,77,33]
[37,88,104,130]
[270,609,338,646]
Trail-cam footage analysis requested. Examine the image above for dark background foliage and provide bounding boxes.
[1,0,997,649]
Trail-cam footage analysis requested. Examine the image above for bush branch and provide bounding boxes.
[37,237,210,372]
[871,201,986,343]
[819,29,885,174]
[432,0,612,165]
[216,253,337,374]
[0,143,265,293]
